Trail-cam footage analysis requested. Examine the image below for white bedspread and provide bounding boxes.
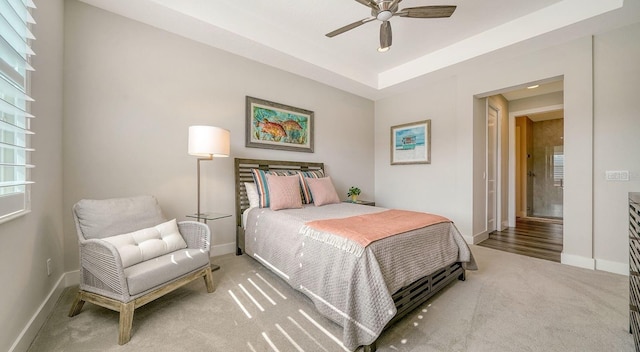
[244,203,476,351]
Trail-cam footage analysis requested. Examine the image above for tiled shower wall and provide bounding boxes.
[531,118,564,218]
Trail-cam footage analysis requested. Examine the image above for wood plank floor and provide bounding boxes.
[477,217,563,262]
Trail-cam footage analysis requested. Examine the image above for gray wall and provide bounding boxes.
[5,1,640,349]
[0,0,65,350]
[593,22,640,272]
[375,23,640,273]
[62,1,375,269]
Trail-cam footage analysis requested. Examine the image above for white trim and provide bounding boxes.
[65,269,80,287]
[210,241,235,257]
[561,252,595,270]
[9,273,68,352]
[595,258,628,276]
[471,231,489,245]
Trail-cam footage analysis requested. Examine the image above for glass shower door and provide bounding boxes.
[528,118,564,219]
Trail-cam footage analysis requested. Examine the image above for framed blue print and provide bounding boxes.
[390,120,431,165]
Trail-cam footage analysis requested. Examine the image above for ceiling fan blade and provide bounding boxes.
[396,5,457,18]
[326,17,375,38]
[380,21,392,49]
[354,0,379,10]
[389,0,401,12]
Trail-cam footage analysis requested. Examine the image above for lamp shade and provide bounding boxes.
[188,125,230,157]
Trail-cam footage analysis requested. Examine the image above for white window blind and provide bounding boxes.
[0,0,35,223]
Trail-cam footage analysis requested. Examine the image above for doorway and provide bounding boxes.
[479,79,564,262]
[516,112,564,220]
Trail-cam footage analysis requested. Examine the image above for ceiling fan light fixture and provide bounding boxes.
[377,10,393,21]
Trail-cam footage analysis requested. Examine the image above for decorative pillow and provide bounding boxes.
[251,168,297,208]
[306,176,341,206]
[266,174,303,211]
[102,219,187,268]
[244,182,260,208]
[297,170,325,204]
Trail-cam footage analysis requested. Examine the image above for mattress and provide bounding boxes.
[243,202,476,350]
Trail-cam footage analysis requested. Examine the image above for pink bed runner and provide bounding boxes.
[304,209,451,248]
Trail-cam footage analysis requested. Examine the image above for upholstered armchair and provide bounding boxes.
[68,195,214,344]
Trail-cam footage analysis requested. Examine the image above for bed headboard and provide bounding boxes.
[234,158,325,254]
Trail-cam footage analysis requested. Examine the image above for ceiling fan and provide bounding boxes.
[326,0,456,52]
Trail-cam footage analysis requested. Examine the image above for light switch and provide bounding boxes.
[605,170,629,181]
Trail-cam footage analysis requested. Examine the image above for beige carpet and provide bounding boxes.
[28,245,633,352]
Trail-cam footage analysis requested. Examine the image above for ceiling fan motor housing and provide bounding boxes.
[372,0,399,21]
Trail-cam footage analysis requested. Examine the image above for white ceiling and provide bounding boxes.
[78,0,640,100]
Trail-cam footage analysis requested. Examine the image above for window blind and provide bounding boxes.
[0,0,35,222]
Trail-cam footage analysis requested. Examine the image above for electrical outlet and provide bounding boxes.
[46,258,52,276]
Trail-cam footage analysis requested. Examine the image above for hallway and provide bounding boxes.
[478,217,563,262]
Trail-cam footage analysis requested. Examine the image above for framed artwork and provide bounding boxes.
[390,119,431,165]
[245,96,314,153]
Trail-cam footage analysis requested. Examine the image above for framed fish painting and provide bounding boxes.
[245,96,314,153]
[390,119,431,165]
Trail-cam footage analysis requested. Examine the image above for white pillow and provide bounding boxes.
[102,219,187,268]
[245,182,260,208]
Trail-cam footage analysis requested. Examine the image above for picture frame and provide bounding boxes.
[245,96,314,153]
[390,119,431,165]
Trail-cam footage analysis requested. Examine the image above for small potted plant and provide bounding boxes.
[347,186,361,202]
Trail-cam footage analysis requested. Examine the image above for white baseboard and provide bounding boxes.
[562,253,627,275]
[210,241,236,257]
[561,252,596,270]
[66,269,80,286]
[10,242,235,352]
[595,258,628,276]
[9,273,68,352]
[471,231,489,245]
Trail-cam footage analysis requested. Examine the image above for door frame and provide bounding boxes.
[508,104,564,226]
[487,103,500,233]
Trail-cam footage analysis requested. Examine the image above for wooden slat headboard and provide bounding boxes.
[234,158,324,254]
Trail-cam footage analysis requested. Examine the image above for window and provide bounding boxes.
[0,0,35,223]
[553,145,564,187]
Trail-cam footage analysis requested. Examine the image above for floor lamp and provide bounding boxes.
[188,125,230,220]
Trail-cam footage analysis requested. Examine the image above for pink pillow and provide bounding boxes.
[266,174,303,211]
[306,177,340,206]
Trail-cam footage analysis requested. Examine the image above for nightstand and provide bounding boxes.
[343,200,376,206]
[186,212,231,272]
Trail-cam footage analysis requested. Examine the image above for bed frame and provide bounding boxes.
[234,158,465,352]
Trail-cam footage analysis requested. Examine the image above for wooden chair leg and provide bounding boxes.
[204,266,215,293]
[68,292,85,317]
[118,302,135,345]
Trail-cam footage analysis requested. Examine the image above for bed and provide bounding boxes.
[234,158,476,351]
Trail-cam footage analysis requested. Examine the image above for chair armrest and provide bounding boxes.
[178,221,211,251]
[78,239,129,299]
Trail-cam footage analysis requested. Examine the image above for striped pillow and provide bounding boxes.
[298,170,325,204]
[251,169,297,208]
